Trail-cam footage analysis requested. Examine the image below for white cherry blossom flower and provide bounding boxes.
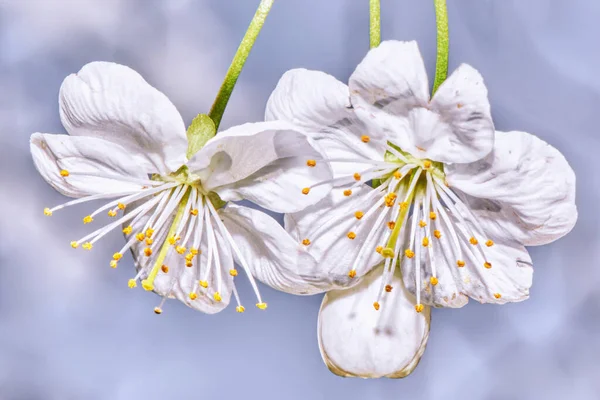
[31,61,333,314]
[264,40,577,377]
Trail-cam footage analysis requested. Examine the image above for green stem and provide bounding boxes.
[369,0,381,48]
[431,0,449,95]
[208,0,275,130]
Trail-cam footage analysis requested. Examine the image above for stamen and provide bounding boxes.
[419,220,427,227]
[433,230,441,239]
[361,135,370,143]
[161,265,169,273]
[484,262,492,269]
[60,169,69,177]
[469,237,478,245]
[229,269,238,277]
[302,187,310,195]
[430,277,438,286]
[70,241,78,248]
[107,210,117,217]
[405,249,415,258]
[256,302,268,310]
[373,302,380,310]
[429,212,437,220]
[343,189,352,196]
[353,172,361,181]
[347,231,356,240]
[387,221,395,230]
[348,269,357,278]
[306,159,317,167]
[44,208,52,216]
[486,240,494,247]
[302,238,311,246]
[415,304,424,313]
[385,285,393,292]
[122,226,133,235]
[494,293,502,299]
[457,260,465,268]
[375,246,383,254]
[354,211,364,219]
[83,215,93,224]
[189,292,198,300]
[422,237,429,247]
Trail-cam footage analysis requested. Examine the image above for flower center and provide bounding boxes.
[43,169,265,314]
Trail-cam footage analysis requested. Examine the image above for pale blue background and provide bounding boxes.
[0,1,598,399]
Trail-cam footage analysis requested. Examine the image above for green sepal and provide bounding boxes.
[186,114,216,159]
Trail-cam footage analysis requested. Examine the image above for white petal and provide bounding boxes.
[30,132,153,197]
[446,130,577,246]
[127,198,233,314]
[59,62,187,173]
[220,204,325,295]
[318,264,430,378]
[284,185,389,288]
[189,121,333,213]
[266,68,385,177]
[402,213,533,307]
[423,64,495,163]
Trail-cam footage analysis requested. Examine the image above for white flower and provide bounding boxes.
[31,61,333,314]
[264,40,577,377]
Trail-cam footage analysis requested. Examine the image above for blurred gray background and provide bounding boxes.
[0,0,598,399]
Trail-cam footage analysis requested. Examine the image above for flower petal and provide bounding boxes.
[284,185,389,288]
[318,264,430,378]
[402,212,533,307]
[266,68,385,177]
[446,130,577,246]
[30,132,153,197]
[189,121,333,213]
[59,62,187,173]
[220,204,325,295]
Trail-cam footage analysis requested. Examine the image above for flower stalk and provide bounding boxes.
[432,0,449,94]
[369,0,381,48]
[208,0,275,130]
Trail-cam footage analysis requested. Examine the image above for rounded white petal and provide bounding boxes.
[59,61,187,173]
[446,130,577,246]
[284,185,389,288]
[266,68,385,177]
[30,132,153,197]
[189,121,333,213]
[220,204,325,295]
[318,264,430,378]
[402,213,533,307]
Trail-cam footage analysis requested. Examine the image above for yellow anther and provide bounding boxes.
[422,237,430,247]
[43,208,53,216]
[486,240,494,247]
[484,262,492,269]
[373,302,380,311]
[143,247,152,257]
[302,238,311,246]
[430,276,439,286]
[301,187,310,195]
[347,231,356,240]
[168,236,177,245]
[385,285,393,293]
[306,159,317,167]
[404,249,415,258]
[175,246,186,254]
[185,261,193,268]
[107,210,117,217]
[419,220,427,228]
[457,260,465,268]
[343,189,352,196]
[189,292,198,300]
[229,269,238,277]
[361,135,370,143]
[457,103,463,109]
[190,248,199,256]
[109,260,118,268]
[70,241,79,249]
[387,221,395,230]
[355,211,364,220]
[59,169,70,177]
[113,252,123,261]
[185,253,194,262]
[199,280,209,289]
[145,228,154,238]
[353,172,361,181]
[348,269,357,279]
[433,230,442,239]
[190,209,199,216]
[83,215,93,224]
[127,279,137,288]
[393,171,402,179]
[469,237,478,245]
[236,306,246,313]
[494,293,502,299]
[136,233,145,241]
[145,238,153,246]
[256,302,268,310]
[415,304,424,313]
[117,203,126,210]
[154,307,162,315]
[423,160,432,169]
[375,246,383,254]
[399,202,408,211]
[122,226,132,235]
[141,280,154,291]
[161,265,169,273]
[384,193,397,207]
[82,242,93,250]
[429,212,437,220]
[381,247,395,258]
